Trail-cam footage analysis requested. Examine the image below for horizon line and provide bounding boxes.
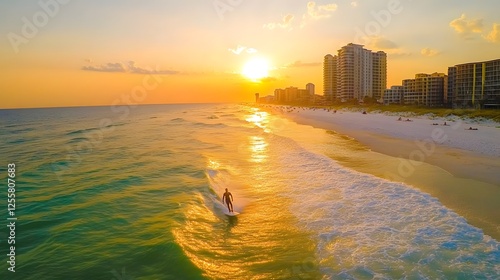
[0,102,236,111]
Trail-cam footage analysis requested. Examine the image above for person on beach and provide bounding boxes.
[222,188,234,212]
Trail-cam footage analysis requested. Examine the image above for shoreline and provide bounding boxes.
[275,106,500,186]
[261,105,500,240]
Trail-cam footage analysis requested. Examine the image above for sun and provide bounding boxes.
[241,57,270,81]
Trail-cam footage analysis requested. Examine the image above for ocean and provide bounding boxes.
[0,103,498,279]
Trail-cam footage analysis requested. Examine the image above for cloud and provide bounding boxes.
[265,2,337,30]
[228,45,258,55]
[363,37,411,56]
[449,14,483,38]
[351,1,358,7]
[82,61,178,75]
[264,14,294,30]
[302,1,338,26]
[420,48,440,57]
[354,36,412,57]
[484,23,500,43]
[285,60,321,68]
[126,61,178,75]
[82,62,126,73]
[366,36,399,50]
[229,45,245,55]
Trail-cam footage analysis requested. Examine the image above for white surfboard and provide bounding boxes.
[224,211,240,217]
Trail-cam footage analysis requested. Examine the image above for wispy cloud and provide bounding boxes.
[306,2,338,19]
[364,37,412,57]
[484,23,500,43]
[449,14,483,39]
[284,60,321,68]
[420,48,440,57]
[127,61,178,75]
[82,62,126,73]
[264,14,294,30]
[265,2,337,30]
[82,61,178,75]
[366,36,399,50]
[301,1,338,27]
[228,45,258,55]
[351,1,358,7]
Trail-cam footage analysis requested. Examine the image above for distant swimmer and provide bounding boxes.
[222,188,234,212]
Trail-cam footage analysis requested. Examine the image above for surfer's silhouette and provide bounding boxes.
[222,188,234,212]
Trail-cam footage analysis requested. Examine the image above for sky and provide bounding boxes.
[0,0,499,109]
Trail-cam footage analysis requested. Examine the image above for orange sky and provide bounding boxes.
[1,1,499,109]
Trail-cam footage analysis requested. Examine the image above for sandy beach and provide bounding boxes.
[275,106,500,184]
[262,105,500,240]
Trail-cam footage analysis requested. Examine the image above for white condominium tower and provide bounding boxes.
[323,43,387,101]
[323,54,337,100]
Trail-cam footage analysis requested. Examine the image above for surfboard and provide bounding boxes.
[225,211,240,217]
[215,197,240,216]
[222,206,240,216]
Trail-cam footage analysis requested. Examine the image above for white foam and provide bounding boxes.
[205,167,250,214]
[272,136,500,278]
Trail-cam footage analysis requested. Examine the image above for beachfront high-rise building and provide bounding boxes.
[324,43,387,102]
[447,59,500,108]
[372,51,387,100]
[338,44,372,101]
[323,54,337,100]
[383,86,404,105]
[402,73,447,107]
[306,83,315,96]
[274,84,313,104]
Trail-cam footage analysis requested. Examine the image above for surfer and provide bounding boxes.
[222,188,234,212]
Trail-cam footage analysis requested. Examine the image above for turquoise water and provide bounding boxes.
[0,104,499,279]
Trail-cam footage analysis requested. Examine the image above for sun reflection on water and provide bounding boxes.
[244,110,271,163]
[245,110,270,132]
[249,136,268,163]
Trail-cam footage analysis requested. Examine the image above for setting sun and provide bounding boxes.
[241,57,270,81]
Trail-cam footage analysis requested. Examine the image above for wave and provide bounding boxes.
[192,122,229,129]
[5,123,23,128]
[205,167,250,214]
[275,139,500,278]
[67,137,91,144]
[109,122,127,128]
[7,138,27,144]
[65,121,128,137]
[7,127,36,134]
[66,127,100,136]
[170,117,186,122]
